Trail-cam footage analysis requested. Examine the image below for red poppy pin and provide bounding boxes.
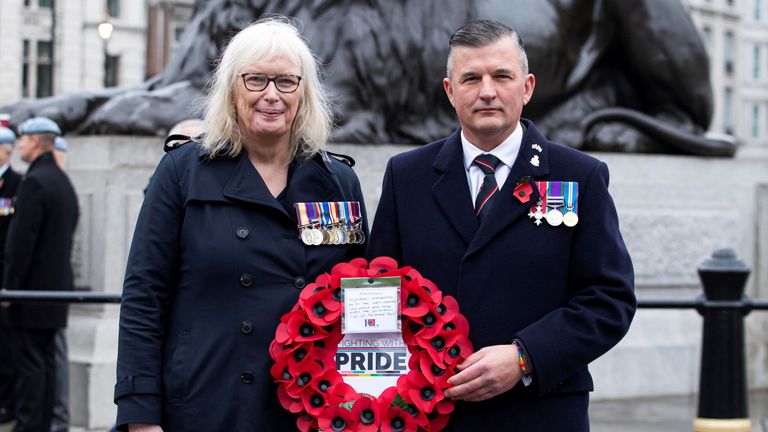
[513,176,533,203]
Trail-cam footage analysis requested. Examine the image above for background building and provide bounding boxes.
[683,0,768,148]
[0,0,194,103]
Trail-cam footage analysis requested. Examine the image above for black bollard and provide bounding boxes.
[694,248,752,432]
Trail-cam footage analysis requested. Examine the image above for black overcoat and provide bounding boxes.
[114,142,367,431]
[367,120,636,431]
[4,152,79,330]
[0,165,22,279]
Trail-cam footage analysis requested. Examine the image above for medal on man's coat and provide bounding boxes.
[528,181,578,227]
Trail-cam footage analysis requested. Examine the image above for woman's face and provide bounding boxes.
[235,55,302,146]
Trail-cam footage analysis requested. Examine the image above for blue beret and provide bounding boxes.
[54,136,68,152]
[0,127,15,144]
[18,117,61,136]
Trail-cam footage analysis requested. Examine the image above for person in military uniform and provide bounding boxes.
[114,18,367,431]
[367,20,635,431]
[0,126,22,425]
[3,117,79,432]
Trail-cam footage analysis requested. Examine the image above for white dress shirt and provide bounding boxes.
[461,123,523,206]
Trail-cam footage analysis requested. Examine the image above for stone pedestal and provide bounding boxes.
[15,137,764,428]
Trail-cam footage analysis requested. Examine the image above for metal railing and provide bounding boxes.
[0,248,764,432]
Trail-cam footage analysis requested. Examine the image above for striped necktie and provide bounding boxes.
[473,153,502,219]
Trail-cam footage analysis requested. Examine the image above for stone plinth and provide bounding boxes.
[12,137,765,428]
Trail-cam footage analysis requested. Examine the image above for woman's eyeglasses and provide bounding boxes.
[239,73,302,93]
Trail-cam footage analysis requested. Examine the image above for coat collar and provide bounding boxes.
[27,151,57,172]
[221,151,345,217]
[431,119,552,254]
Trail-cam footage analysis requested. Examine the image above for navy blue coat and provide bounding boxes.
[367,120,635,431]
[114,142,367,431]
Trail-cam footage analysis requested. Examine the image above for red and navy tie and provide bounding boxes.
[473,154,502,219]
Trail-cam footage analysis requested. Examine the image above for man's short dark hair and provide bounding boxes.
[449,20,518,49]
[446,20,529,77]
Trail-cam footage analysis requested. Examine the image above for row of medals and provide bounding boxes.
[300,223,366,245]
[0,199,14,216]
[529,197,579,227]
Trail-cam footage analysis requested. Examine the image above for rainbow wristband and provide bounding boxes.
[513,339,533,386]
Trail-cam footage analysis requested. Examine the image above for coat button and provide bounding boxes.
[240,273,253,287]
[236,227,249,239]
[241,321,253,334]
[241,371,254,384]
[294,277,307,289]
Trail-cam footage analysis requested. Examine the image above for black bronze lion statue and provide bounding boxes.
[0,0,736,156]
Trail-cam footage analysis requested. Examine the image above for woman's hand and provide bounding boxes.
[128,424,163,432]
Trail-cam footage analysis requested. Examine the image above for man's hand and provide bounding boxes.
[444,344,521,402]
[129,424,163,432]
[1,290,9,308]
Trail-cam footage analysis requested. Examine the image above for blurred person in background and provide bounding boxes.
[0,126,22,425]
[3,117,79,432]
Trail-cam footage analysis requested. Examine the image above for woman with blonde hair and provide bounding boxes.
[114,17,367,431]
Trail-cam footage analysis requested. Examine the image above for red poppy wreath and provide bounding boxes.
[270,257,474,432]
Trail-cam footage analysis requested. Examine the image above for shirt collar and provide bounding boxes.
[0,164,8,178]
[461,122,523,172]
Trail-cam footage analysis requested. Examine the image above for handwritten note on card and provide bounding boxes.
[343,286,399,334]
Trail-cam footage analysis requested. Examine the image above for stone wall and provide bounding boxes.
[14,137,766,428]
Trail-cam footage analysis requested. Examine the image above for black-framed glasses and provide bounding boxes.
[239,73,302,93]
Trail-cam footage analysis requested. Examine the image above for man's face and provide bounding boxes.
[17,134,38,163]
[444,36,535,150]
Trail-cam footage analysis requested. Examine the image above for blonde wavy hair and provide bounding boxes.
[202,17,332,159]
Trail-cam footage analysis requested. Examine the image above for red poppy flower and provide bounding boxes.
[301,390,328,417]
[435,398,455,415]
[277,384,303,413]
[398,370,444,414]
[299,283,342,326]
[380,405,419,432]
[367,256,400,275]
[350,396,381,432]
[416,313,473,366]
[286,310,328,343]
[428,409,451,431]
[401,279,439,318]
[331,258,369,278]
[285,358,324,399]
[310,367,343,395]
[318,405,359,431]
[296,411,317,432]
[326,382,360,407]
[409,350,450,387]
[513,177,533,203]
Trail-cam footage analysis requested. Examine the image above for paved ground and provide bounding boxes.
[590,391,768,432]
[2,391,766,431]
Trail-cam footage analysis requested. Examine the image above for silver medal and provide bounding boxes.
[300,228,313,245]
[563,211,579,227]
[546,209,563,226]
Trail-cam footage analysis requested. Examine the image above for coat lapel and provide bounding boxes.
[466,121,551,257]
[431,130,479,245]
[283,154,346,205]
[221,152,344,218]
[222,153,286,214]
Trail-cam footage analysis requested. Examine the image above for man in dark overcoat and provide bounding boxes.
[0,126,22,424]
[3,117,79,432]
[367,21,635,431]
